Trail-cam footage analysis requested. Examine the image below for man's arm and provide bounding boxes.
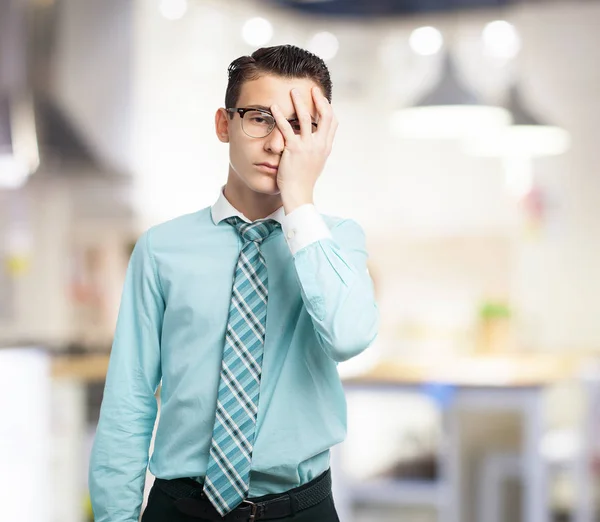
[273,86,379,360]
[89,230,164,522]
[282,206,380,362]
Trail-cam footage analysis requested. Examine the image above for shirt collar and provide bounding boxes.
[211,186,286,225]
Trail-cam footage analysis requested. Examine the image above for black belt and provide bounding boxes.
[153,468,332,521]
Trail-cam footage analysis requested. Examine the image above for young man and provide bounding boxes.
[89,44,379,522]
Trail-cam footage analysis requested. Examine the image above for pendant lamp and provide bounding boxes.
[391,53,512,139]
[464,83,570,157]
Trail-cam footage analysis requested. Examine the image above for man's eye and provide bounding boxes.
[288,120,317,133]
[251,117,268,124]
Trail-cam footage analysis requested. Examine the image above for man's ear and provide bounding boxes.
[215,108,230,143]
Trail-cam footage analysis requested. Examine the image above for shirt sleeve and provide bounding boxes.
[89,230,163,522]
[281,204,332,255]
[291,216,380,362]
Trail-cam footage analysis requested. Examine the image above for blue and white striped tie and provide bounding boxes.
[203,217,280,516]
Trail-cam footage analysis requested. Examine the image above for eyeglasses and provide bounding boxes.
[226,107,318,138]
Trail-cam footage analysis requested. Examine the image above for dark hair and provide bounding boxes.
[225,45,332,109]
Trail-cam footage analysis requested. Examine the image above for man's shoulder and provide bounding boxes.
[144,207,213,245]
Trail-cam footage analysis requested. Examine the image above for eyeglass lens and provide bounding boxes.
[241,110,315,138]
[242,110,276,138]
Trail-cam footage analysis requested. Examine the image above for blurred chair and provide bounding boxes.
[477,368,600,522]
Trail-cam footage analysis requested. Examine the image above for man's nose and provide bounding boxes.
[264,126,285,155]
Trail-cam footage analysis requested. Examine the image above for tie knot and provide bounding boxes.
[225,217,280,244]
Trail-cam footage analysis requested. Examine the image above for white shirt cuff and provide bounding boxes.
[281,204,332,256]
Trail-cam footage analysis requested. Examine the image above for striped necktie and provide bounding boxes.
[203,216,280,516]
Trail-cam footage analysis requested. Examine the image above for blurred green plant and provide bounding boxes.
[479,301,511,319]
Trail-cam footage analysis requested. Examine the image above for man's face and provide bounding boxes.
[216,74,321,196]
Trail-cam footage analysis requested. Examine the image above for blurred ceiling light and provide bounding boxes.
[409,26,443,56]
[159,0,188,21]
[307,31,339,61]
[464,84,570,157]
[465,85,570,199]
[0,94,39,190]
[242,17,273,47]
[391,54,511,139]
[482,20,521,59]
[0,155,29,189]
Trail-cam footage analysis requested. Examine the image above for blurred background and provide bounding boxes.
[1,0,600,521]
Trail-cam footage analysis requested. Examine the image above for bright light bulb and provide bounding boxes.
[159,0,187,21]
[391,106,511,140]
[0,154,29,189]
[242,17,273,47]
[307,32,339,61]
[482,20,521,59]
[464,125,571,157]
[409,26,443,56]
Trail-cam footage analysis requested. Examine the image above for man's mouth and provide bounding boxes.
[255,163,279,172]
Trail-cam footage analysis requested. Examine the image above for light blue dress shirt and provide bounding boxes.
[89,191,380,522]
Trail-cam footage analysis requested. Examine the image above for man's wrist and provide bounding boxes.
[280,203,331,255]
[281,189,314,214]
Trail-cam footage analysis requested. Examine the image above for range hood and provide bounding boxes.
[0,0,105,190]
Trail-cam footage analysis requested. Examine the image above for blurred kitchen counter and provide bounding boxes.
[343,353,598,387]
[51,353,110,381]
[50,352,598,385]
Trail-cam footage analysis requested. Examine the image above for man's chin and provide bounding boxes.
[248,176,281,196]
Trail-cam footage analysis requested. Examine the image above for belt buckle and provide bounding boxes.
[242,499,259,522]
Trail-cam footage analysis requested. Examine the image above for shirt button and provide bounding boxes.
[287,229,296,239]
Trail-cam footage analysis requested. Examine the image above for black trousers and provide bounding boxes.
[141,476,341,522]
